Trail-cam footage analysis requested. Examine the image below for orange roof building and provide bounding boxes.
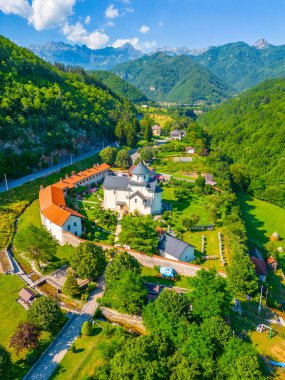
[39,163,110,243]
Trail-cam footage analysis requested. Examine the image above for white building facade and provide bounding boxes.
[103,162,163,215]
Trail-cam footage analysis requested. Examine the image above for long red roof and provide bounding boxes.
[39,163,110,227]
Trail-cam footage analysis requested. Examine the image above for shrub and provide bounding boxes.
[26,349,38,365]
[81,321,93,336]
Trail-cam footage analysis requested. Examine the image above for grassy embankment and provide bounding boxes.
[50,323,127,380]
[238,192,285,304]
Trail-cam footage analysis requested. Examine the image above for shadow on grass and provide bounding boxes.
[237,192,268,247]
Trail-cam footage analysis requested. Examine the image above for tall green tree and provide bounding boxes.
[218,338,264,379]
[71,242,106,280]
[28,297,65,333]
[103,270,147,314]
[119,215,159,254]
[105,251,141,288]
[0,345,12,378]
[62,269,81,298]
[143,289,191,343]
[14,225,56,269]
[99,146,118,166]
[227,253,258,298]
[188,269,231,320]
[115,149,131,168]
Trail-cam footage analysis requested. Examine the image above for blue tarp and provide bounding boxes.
[269,361,285,368]
[160,267,174,278]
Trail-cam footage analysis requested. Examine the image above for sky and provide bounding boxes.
[0,0,285,51]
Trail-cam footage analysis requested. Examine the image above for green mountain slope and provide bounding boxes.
[112,53,232,104]
[195,42,285,92]
[201,78,285,207]
[0,36,135,178]
[91,71,147,102]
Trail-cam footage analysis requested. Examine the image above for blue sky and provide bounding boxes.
[0,0,285,51]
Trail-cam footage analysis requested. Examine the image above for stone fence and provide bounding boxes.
[100,307,146,335]
[63,232,227,278]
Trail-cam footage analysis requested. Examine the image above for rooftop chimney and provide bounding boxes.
[65,174,69,179]
[40,185,44,191]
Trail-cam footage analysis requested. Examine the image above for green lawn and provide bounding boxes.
[51,323,126,380]
[162,187,211,226]
[141,267,190,289]
[238,192,285,247]
[0,275,26,349]
[238,192,285,305]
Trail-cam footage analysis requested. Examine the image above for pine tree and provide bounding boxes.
[62,269,81,298]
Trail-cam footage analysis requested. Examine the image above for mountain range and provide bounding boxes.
[29,41,143,71]
[112,53,232,104]
[29,39,285,104]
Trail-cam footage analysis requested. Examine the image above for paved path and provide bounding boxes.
[0,145,111,193]
[24,286,104,380]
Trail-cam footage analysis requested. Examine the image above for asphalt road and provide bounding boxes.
[0,146,106,193]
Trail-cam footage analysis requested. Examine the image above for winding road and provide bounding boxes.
[0,145,108,193]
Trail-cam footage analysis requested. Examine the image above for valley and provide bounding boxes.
[0,16,285,380]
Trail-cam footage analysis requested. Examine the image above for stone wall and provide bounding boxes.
[62,232,227,278]
[100,307,146,335]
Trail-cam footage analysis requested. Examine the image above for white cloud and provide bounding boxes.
[158,21,164,27]
[112,37,140,49]
[105,21,115,27]
[139,25,150,34]
[0,0,77,31]
[0,0,31,18]
[142,40,156,50]
[29,0,76,30]
[62,22,109,49]
[105,4,119,19]
[84,15,91,25]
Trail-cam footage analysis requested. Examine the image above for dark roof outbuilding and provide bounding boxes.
[158,234,193,259]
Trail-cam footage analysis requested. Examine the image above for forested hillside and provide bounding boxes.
[91,71,148,102]
[0,36,136,178]
[201,78,285,207]
[112,53,232,104]
[195,41,285,92]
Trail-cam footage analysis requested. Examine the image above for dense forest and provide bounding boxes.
[201,78,285,207]
[112,53,232,104]
[195,41,285,92]
[0,36,136,178]
[91,71,148,103]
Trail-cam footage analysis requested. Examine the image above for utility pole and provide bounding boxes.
[4,174,8,191]
[258,284,263,314]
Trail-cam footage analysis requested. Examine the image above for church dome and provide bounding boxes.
[131,161,150,175]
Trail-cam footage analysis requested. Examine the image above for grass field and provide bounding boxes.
[0,275,26,349]
[51,323,127,380]
[141,267,191,288]
[162,187,211,226]
[238,192,285,247]
[149,113,173,127]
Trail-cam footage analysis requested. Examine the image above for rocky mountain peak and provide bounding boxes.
[252,39,270,49]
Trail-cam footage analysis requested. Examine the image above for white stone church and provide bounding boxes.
[103,162,163,215]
